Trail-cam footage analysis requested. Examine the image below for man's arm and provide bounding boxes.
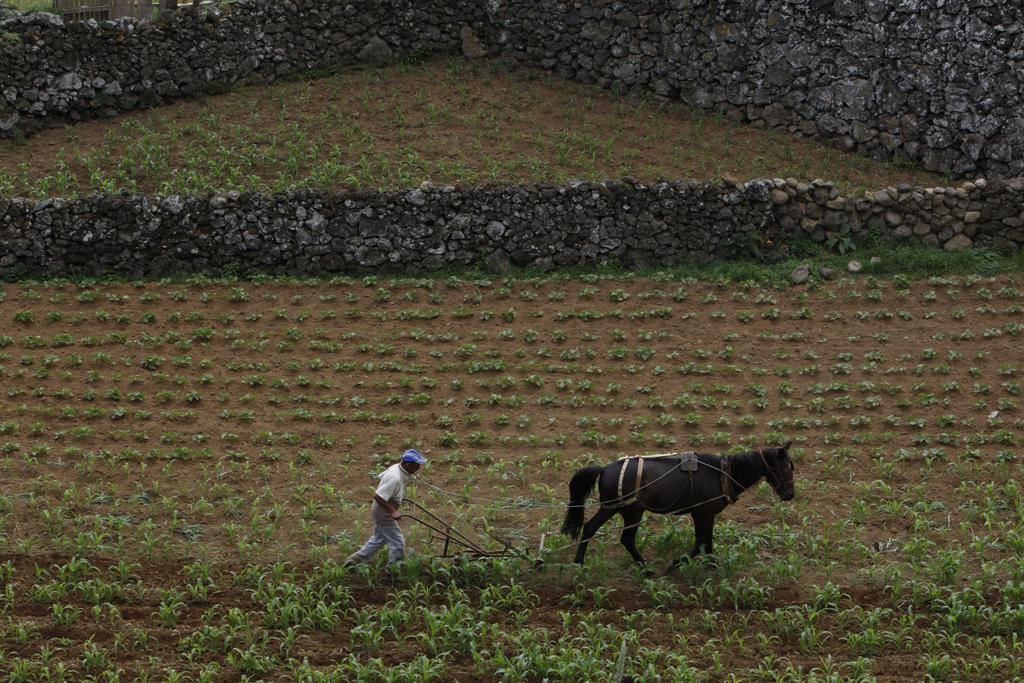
[374,494,402,520]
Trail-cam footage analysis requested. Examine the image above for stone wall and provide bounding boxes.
[4,1,1024,178]
[2,179,1020,277]
[486,0,1024,178]
[0,0,485,137]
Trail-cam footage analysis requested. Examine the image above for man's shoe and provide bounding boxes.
[344,553,366,566]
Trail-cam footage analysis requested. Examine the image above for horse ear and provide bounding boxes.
[782,440,793,451]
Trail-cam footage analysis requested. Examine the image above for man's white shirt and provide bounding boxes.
[375,463,409,506]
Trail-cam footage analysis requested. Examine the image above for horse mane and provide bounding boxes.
[722,449,769,488]
[724,449,765,467]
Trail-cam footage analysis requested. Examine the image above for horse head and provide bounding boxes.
[763,441,795,501]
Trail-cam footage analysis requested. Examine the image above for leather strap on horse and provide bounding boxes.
[678,451,698,502]
[634,457,644,503]
[757,448,775,489]
[613,456,645,508]
[616,457,629,504]
[614,451,700,509]
[721,457,735,504]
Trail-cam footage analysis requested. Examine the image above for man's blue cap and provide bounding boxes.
[401,448,427,465]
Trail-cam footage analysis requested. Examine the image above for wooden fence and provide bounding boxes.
[52,0,216,21]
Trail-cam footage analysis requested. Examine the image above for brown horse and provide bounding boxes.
[561,443,796,572]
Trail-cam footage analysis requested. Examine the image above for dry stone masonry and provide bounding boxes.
[486,0,1024,178]
[2,0,1024,275]
[1,178,1021,277]
[4,0,1024,177]
[0,0,485,137]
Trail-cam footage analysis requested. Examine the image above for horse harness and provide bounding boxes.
[611,451,700,509]
[612,449,778,510]
[720,456,736,504]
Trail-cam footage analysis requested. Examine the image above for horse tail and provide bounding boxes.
[561,465,605,539]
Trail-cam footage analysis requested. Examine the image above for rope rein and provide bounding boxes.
[393,449,789,558]
[409,455,770,512]
[411,457,684,511]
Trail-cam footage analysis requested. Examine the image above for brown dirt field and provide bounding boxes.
[1,274,1023,680]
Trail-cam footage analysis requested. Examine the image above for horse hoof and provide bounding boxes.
[640,567,655,579]
[666,557,692,573]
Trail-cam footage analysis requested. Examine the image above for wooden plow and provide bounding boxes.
[404,500,523,559]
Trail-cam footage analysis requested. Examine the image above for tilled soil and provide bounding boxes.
[0,274,1022,680]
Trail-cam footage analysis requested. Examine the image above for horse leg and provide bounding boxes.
[665,512,707,573]
[671,512,715,565]
[618,506,649,574]
[665,557,685,574]
[664,537,691,574]
[693,513,715,558]
[574,506,615,565]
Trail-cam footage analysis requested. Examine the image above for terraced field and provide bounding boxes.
[1,270,1023,680]
[0,58,942,198]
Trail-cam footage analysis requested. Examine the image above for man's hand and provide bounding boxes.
[375,494,401,520]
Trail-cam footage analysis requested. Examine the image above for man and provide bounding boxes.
[345,448,426,570]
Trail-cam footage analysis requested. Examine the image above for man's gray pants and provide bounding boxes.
[351,521,405,565]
